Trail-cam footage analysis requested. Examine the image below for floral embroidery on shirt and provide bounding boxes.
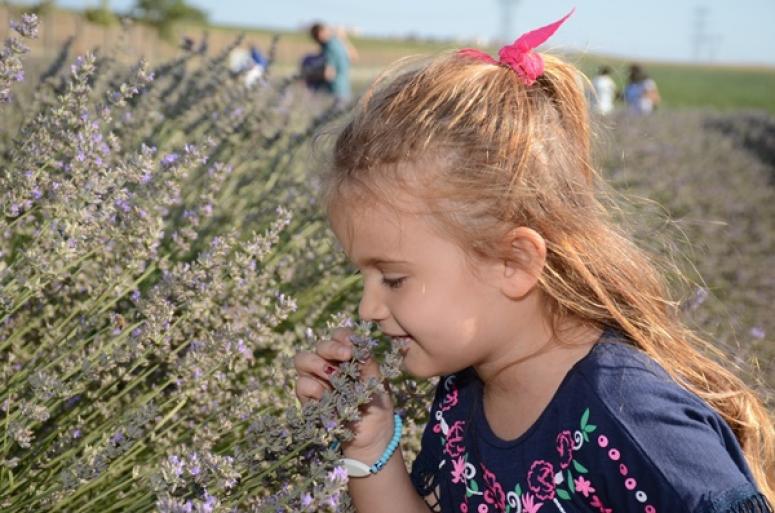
[427,375,663,513]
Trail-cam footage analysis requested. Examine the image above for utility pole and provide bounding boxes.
[498,0,520,44]
[692,5,721,62]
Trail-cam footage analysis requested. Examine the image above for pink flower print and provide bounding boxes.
[527,460,556,501]
[480,464,506,512]
[443,420,466,459]
[590,495,613,513]
[441,388,459,411]
[521,493,544,513]
[574,475,596,498]
[460,502,469,513]
[478,505,489,513]
[451,456,467,484]
[555,430,574,469]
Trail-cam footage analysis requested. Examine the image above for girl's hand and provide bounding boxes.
[293,327,396,458]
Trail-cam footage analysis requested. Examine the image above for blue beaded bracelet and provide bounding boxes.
[338,413,403,477]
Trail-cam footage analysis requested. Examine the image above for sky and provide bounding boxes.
[48,0,775,65]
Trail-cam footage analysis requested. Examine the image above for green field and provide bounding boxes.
[3,3,773,113]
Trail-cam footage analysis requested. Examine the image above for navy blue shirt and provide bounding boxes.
[410,330,770,513]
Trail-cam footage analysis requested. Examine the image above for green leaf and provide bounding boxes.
[514,483,522,497]
[470,480,479,492]
[582,430,589,443]
[584,424,597,433]
[573,459,589,474]
[580,408,590,429]
[557,488,571,501]
[567,470,575,493]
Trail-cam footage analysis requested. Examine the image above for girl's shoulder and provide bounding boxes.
[571,332,764,512]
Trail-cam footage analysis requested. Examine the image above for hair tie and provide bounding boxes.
[458,8,575,86]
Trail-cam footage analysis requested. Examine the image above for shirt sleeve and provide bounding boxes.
[583,364,770,513]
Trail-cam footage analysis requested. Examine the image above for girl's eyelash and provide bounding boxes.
[382,277,406,289]
[352,269,404,289]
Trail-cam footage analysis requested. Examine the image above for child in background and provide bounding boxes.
[590,65,617,115]
[294,11,774,513]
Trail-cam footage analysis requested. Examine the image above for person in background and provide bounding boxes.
[590,65,617,115]
[228,44,266,88]
[624,64,661,115]
[309,22,358,105]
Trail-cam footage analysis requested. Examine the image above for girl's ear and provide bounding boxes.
[500,227,547,299]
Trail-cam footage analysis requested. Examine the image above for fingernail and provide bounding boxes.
[338,347,350,358]
[324,365,337,375]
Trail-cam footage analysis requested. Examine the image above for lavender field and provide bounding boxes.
[1,13,773,513]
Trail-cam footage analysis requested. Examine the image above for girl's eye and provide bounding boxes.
[382,277,406,289]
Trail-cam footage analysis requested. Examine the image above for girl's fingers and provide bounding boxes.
[293,351,339,381]
[316,338,352,362]
[295,374,330,403]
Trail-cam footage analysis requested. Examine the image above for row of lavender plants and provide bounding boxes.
[1,14,428,513]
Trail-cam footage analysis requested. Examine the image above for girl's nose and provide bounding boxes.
[358,283,389,322]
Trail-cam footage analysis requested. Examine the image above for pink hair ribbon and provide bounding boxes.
[458,8,575,86]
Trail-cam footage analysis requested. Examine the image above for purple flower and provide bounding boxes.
[327,465,348,483]
[201,491,216,513]
[114,198,131,213]
[162,153,179,166]
[750,326,765,340]
[11,14,39,39]
[31,187,41,200]
[300,493,313,508]
[325,493,340,509]
[168,455,183,477]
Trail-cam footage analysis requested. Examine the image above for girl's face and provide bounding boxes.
[331,192,530,378]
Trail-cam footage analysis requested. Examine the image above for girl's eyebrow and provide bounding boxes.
[357,257,410,267]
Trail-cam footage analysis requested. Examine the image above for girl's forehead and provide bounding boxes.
[329,197,438,262]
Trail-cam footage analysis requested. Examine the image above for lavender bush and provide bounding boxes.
[0,14,431,513]
[2,13,773,513]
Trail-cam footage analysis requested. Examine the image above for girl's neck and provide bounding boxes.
[474,316,601,402]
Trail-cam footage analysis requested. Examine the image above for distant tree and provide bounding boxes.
[85,0,117,26]
[27,0,56,16]
[132,0,208,40]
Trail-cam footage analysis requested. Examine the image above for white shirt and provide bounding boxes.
[591,74,617,115]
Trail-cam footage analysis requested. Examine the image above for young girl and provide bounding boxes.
[293,11,774,513]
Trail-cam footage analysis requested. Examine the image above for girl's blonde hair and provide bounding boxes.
[320,51,775,500]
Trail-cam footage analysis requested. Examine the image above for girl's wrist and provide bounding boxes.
[341,413,403,477]
[342,423,395,462]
